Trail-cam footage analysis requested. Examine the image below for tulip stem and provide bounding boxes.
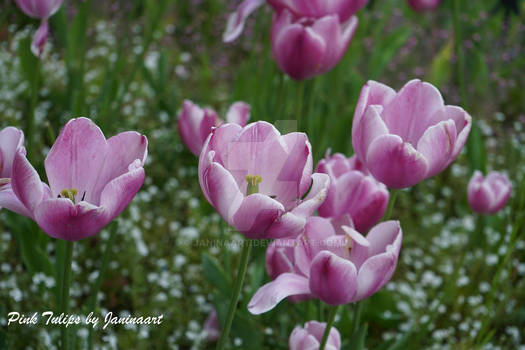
[86,223,118,349]
[351,302,363,335]
[384,190,399,220]
[216,240,252,350]
[320,305,340,350]
[60,241,74,350]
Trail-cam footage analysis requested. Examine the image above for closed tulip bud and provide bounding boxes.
[177,100,251,157]
[468,170,512,214]
[407,0,441,12]
[352,79,472,188]
[316,152,389,232]
[203,308,220,342]
[289,321,341,350]
[271,10,358,80]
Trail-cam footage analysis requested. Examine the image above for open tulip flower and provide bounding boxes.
[177,100,251,157]
[271,10,358,80]
[0,127,29,216]
[407,0,441,12]
[352,79,472,189]
[14,0,64,56]
[289,321,341,350]
[5,118,148,241]
[248,216,402,314]
[468,170,512,215]
[224,0,367,43]
[198,121,330,239]
[316,152,389,232]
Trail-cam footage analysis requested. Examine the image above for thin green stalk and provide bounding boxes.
[86,223,118,349]
[60,241,74,350]
[351,302,363,335]
[384,190,399,221]
[27,59,40,162]
[216,240,252,350]
[452,0,467,105]
[319,305,340,350]
[295,81,306,131]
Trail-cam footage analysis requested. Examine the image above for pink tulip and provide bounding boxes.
[14,0,64,57]
[223,0,367,43]
[289,321,341,350]
[271,10,358,80]
[177,100,251,157]
[6,118,147,241]
[0,127,31,216]
[204,308,221,342]
[248,217,402,314]
[198,121,330,239]
[407,0,441,12]
[468,171,512,214]
[316,152,389,232]
[352,79,472,189]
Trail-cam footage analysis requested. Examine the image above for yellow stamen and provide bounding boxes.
[245,175,262,196]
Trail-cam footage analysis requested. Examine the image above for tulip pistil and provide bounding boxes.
[60,188,78,203]
[245,175,262,195]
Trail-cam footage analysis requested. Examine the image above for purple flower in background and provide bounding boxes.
[352,79,472,189]
[14,0,64,56]
[6,118,148,241]
[468,170,512,214]
[271,10,358,80]
[248,217,402,314]
[204,308,221,342]
[177,100,251,156]
[198,121,329,239]
[0,127,30,216]
[290,321,341,350]
[407,0,441,12]
[316,152,389,232]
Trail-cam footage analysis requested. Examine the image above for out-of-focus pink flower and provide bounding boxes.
[223,0,367,43]
[352,79,472,189]
[407,0,441,12]
[468,170,512,214]
[316,152,388,232]
[271,10,358,80]
[289,321,341,350]
[248,217,402,314]
[14,0,64,57]
[177,100,251,157]
[0,127,30,216]
[198,121,329,239]
[7,118,147,241]
[204,308,221,342]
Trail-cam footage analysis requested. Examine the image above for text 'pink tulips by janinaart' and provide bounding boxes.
[352,79,472,189]
[2,118,148,241]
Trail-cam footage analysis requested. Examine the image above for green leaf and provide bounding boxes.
[368,27,412,79]
[201,253,232,297]
[344,323,368,350]
[426,40,453,88]
[466,122,487,173]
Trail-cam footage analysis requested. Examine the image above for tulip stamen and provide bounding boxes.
[0,178,10,187]
[60,188,78,203]
[245,175,262,196]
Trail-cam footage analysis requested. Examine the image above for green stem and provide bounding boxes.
[319,305,340,350]
[27,59,40,162]
[60,241,74,350]
[384,190,399,221]
[452,0,467,106]
[216,240,252,350]
[351,302,363,335]
[86,223,118,349]
[295,81,306,131]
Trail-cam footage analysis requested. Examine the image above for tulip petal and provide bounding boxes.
[354,105,389,163]
[309,251,357,305]
[366,134,429,188]
[291,173,330,217]
[45,118,108,202]
[342,226,370,270]
[289,329,319,350]
[99,162,145,221]
[444,105,472,160]
[248,273,310,314]
[354,251,397,301]
[34,199,107,241]
[232,194,285,239]
[226,101,251,126]
[366,221,402,256]
[0,127,25,178]
[31,20,48,57]
[417,119,457,177]
[11,151,45,213]
[0,183,33,217]
[305,321,341,348]
[223,0,265,43]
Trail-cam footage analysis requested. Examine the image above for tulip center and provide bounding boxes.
[245,175,262,196]
[59,188,81,203]
[0,178,10,188]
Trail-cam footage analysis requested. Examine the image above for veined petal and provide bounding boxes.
[0,183,33,218]
[223,0,265,43]
[416,119,457,177]
[11,151,45,213]
[232,194,285,239]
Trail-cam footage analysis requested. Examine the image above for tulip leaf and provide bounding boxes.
[427,40,453,88]
[368,27,412,79]
[344,323,368,350]
[202,253,232,297]
[466,122,487,173]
